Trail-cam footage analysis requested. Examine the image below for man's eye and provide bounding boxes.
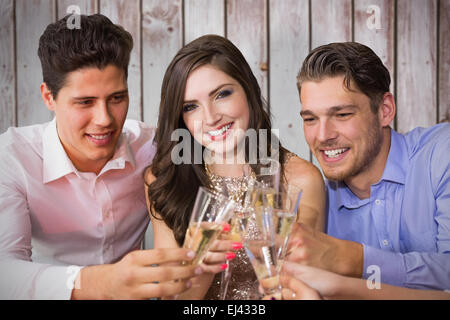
[76,100,93,106]
[183,104,197,112]
[110,95,126,104]
[216,89,232,100]
[303,117,315,123]
[336,113,352,118]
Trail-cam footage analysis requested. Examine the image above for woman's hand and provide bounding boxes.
[199,225,242,274]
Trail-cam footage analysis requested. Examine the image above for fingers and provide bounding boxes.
[135,264,203,283]
[137,279,194,299]
[279,275,322,300]
[282,260,308,277]
[200,263,227,274]
[208,239,239,252]
[125,248,195,266]
[281,288,297,300]
[202,251,227,265]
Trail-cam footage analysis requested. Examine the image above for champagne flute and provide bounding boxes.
[251,158,281,191]
[217,165,254,300]
[182,187,236,266]
[245,186,302,299]
[270,188,302,273]
[243,198,281,299]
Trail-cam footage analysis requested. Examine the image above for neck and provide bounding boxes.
[207,162,246,178]
[344,127,391,199]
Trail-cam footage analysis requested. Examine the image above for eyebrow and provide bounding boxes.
[183,83,233,104]
[72,89,129,100]
[300,104,359,117]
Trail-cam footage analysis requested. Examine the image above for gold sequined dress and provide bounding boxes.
[203,170,262,300]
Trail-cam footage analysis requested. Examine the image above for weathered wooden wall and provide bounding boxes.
[1,0,449,248]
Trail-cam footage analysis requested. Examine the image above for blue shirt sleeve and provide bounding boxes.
[363,245,450,289]
[364,132,450,290]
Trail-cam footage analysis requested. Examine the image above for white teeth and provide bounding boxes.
[208,123,232,137]
[89,133,111,140]
[324,148,347,158]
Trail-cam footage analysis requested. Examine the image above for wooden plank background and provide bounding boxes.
[1,0,449,249]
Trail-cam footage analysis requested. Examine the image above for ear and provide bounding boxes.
[40,82,56,111]
[378,92,396,127]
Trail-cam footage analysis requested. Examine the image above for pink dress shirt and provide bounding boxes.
[0,118,156,299]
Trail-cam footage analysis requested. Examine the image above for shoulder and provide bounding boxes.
[123,119,156,143]
[0,123,47,164]
[403,123,450,156]
[0,123,46,150]
[123,119,157,166]
[283,154,324,188]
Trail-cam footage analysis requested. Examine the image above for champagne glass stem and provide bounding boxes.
[219,260,232,300]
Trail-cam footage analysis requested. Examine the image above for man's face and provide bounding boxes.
[300,76,383,182]
[43,65,129,173]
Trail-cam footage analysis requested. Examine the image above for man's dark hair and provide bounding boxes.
[297,42,391,113]
[38,14,133,98]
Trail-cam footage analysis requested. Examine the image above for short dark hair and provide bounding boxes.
[38,13,133,98]
[297,42,391,113]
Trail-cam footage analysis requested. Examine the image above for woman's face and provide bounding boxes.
[182,64,250,159]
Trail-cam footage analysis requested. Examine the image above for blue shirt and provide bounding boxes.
[326,123,450,290]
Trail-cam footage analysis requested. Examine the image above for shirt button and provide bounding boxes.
[382,239,389,246]
[375,199,382,205]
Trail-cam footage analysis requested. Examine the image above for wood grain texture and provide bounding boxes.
[184,0,225,44]
[397,0,437,132]
[311,0,352,48]
[439,0,450,122]
[57,0,97,19]
[142,0,182,126]
[100,0,142,121]
[227,0,268,100]
[310,0,351,165]
[269,0,310,160]
[354,0,395,93]
[0,0,15,133]
[15,0,54,127]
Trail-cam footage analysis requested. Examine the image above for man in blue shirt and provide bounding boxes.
[288,42,450,290]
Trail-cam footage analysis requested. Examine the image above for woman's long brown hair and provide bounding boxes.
[147,35,286,246]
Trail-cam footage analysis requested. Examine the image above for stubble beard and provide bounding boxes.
[322,117,383,182]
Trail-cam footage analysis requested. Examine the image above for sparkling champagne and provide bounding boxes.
[273,210,296,271]
[244,239,281,295]
[183,222,222,265]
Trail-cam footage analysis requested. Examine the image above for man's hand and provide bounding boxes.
[71,248,202,300]
[286,223,363,277]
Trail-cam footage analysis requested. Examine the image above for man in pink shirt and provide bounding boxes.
[0,14,202,299]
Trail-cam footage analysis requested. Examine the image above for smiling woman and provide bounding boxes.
[144,34,326,300]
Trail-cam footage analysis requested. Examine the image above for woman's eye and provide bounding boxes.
[216,89,232,100]
[183,104,197,112]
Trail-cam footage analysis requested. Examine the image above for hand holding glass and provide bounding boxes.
[182,187,236,266]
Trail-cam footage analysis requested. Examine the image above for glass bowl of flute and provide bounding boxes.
[243,180,302,300]
[182,186,237,266]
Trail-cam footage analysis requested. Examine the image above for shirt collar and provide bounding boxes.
[42,118,78,183]
[380,129,408,185]
[43,118,137,183]
[332,128,408,210]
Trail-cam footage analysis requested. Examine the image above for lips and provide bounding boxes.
[320,147,350,162]
[85,131,114,146]
[207,122,233,141]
